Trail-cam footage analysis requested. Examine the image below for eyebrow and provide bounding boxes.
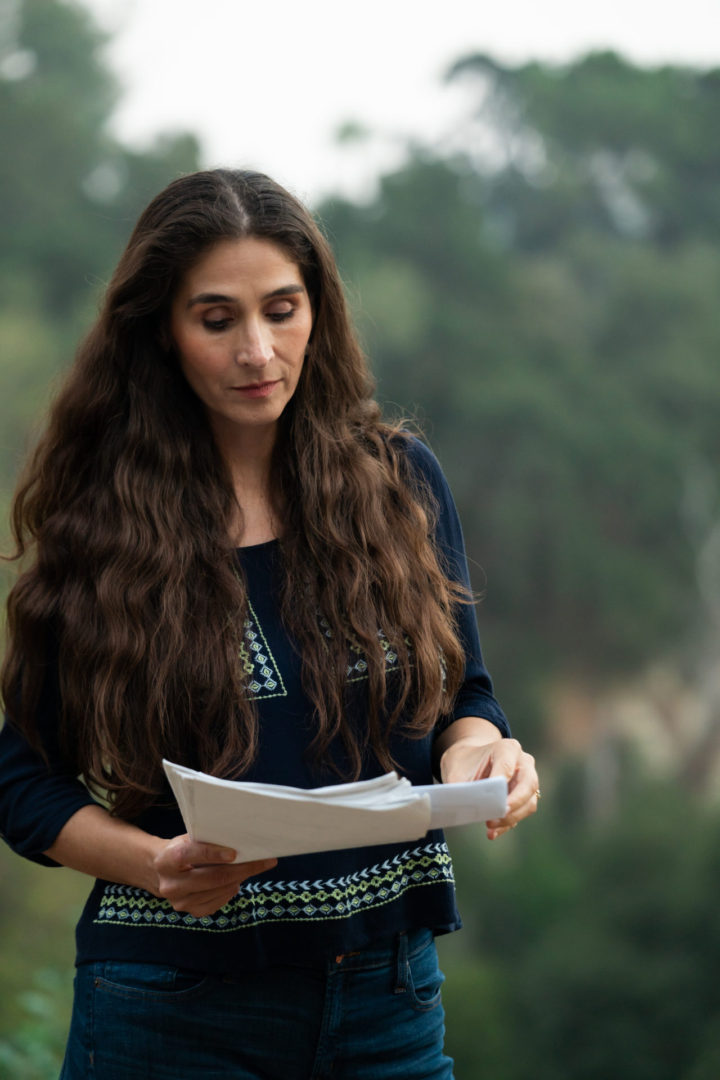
[186,284,306,309]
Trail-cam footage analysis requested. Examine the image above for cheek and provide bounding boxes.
[182,353,224,379]
[290,347,306,382]
[289,320,312,370]
[289,307,313,348]
[175,333,226,381]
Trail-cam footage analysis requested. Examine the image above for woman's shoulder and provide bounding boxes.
[387,430,448,495]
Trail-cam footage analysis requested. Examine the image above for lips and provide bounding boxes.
[231,380,279,398]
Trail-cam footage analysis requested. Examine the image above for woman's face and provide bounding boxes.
[170,236,313,448]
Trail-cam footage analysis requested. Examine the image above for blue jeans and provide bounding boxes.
[59,928,454,1079]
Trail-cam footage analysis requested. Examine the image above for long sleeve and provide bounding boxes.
[0,662,96,865]
[402,436,510,739]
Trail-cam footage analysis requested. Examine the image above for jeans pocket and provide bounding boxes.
[405,936,445,1013]
[94,961,212,1000]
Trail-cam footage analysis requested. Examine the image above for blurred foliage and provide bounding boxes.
[0,0,200,492]
[447,50,720,248]
[0,964,77,1078]
[1,1,719,1076]
[439,768,720,1078]
[0,840,85,1076]
[319,54,720,732]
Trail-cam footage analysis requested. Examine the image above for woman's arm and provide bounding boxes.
[402,442,539,836]
[2,661,274,916]
[435,716,539,840]
[2,712,274,915]
[45,804,276,918]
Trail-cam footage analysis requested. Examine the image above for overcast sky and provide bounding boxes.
[84,0,720,202]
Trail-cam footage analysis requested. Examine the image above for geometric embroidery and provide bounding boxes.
[94,841,454,933]
[317,615,409,683]
[239,599,287,700]
[236,604,410,698]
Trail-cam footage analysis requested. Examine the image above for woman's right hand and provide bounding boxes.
[152,835,277,917]
[45,805,276,916]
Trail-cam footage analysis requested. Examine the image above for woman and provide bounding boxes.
[0,169,538,1079]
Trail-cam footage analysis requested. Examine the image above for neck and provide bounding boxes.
[211,420,279,546]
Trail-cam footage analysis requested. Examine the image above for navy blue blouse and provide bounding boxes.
[0,437,509,973]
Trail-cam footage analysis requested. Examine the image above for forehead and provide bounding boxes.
[177,236,304,295]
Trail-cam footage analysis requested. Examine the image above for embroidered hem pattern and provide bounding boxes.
[94,841,454,932]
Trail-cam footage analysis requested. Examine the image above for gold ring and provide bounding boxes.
[535,789,541,799]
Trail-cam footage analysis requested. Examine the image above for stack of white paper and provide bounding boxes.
[163,760,508,863]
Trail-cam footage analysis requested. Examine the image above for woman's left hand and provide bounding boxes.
[439,731,539,840]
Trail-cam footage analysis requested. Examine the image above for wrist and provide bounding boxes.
[45,805,170,894]
[434,716,503,774]
[435,719,505,784]
[139,832,167,896]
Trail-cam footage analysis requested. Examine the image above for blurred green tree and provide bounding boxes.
[0,0,200,491]
[446,50,720,248]
[440,773,720,1078]
[319,56,720,738]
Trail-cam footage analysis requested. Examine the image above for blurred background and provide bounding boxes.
[1,0,720,1076]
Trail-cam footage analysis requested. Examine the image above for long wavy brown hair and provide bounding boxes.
[2,168,468,820]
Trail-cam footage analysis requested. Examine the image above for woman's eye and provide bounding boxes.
[267,306,294,323]
[202,316,231,331]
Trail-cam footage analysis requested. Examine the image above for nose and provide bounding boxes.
[234,318,273,367]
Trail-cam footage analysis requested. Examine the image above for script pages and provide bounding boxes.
[163,761,509,863]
